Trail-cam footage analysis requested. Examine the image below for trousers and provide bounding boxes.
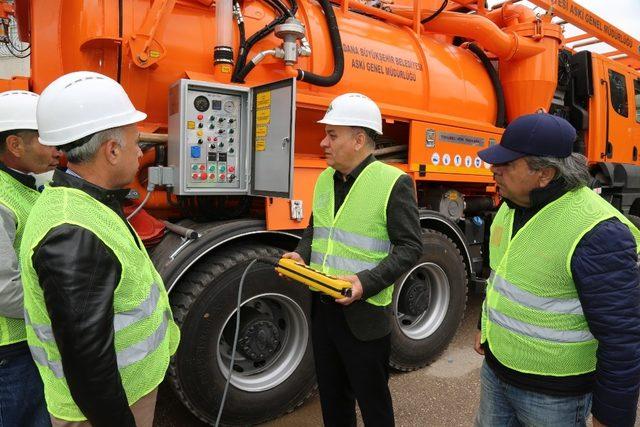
[475,361,592,427]
[311,295,394,427]
[0,343,50,427]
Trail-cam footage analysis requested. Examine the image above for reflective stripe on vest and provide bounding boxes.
[310,251,378,272]
[27,309,171,379]
[312,227,392,253]
[490,271,585,315]
[488,307,594,343]
[27,282,162,345]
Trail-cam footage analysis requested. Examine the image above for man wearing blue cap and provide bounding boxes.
[473,113,640,427]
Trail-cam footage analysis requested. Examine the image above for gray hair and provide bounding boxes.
[525,153,591,191]
[350,126,376,149]
[64,127,125,163]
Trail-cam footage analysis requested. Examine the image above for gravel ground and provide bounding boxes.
[154,293,640,426]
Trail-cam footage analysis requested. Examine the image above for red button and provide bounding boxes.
[200,172,207,180]
[228,166,235,173]
[199,164,205,171]
[209,173,216,179]
[219,173,226,180]
[191,173,198,179]
[207,136,212,142]
[197,114,203,120]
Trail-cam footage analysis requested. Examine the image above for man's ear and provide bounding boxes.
[538,166,557,188]
[103,139,120,165]
[353,131,366,152]
[5,134,25,158]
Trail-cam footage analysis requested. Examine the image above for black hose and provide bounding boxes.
[468,43,506,128]
[421,0,447,24]
[296,0,343,87]
[232,7,289,82]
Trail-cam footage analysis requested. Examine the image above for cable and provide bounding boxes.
[126,184,155,220]
[420,0,448,24]
[215,258,274,427]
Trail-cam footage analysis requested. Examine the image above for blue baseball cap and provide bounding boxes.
[478,113,576,165]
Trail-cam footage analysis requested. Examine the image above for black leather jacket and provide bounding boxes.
[32,169,137,426]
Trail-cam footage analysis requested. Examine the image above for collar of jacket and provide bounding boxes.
[50,168,131,215]
[333,153,377,183]
[504,177,569,212]
[0,161,37,190]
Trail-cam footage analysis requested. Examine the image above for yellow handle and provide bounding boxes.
[275,258,352,299]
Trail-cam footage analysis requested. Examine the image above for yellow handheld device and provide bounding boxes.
[275,258,352,299]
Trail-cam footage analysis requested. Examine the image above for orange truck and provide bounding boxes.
[1,0,639,424]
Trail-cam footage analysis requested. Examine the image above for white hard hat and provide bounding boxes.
[0,90,39,133]
[318,93,382,135]
[37,71,147,147]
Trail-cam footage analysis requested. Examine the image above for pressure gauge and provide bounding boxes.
[194,95,210,112]
[223,100,235,114]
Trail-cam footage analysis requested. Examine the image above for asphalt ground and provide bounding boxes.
[154,294,640,426]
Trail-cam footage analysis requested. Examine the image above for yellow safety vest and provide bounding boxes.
[21,185,180,421]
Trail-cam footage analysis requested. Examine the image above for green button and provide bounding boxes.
[191,164,198,171]
[208,164,216,172]
[219,165,226,172]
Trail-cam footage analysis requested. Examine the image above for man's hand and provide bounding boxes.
[474,331,485,355]
[335,275,363,306]
[281,252,305,264]
[278,252,305,280]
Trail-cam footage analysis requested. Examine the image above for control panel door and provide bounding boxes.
[249,78,296,199]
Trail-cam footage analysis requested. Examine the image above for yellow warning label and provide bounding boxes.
[221,65,232,73]
[257,91,271,108]
[256,108,271,124]
[256,137,266,151]
[256,125,268,138]
[149,50,161,59]
[187,121,195,130]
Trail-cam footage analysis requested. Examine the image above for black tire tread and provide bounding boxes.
[389,229,468,372]
[167,242,315,426]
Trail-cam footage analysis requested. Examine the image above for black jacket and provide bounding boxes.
[31,169,137,426]
[295,155,423,340]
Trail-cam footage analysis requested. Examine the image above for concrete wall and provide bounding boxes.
[0,55,30,79]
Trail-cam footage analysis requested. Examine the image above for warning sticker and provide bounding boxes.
[256,137,266,151]
[256,108,271,124]
[256,125,268,138]
[431,153,440,166]
[474,157,482,168]
[257,91,271,109]
[454,155,461,167]
[443,154,451,166]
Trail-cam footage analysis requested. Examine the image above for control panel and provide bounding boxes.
[168,79,295,197]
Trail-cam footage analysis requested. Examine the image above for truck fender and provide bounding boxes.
[150,219,299,293]
[419,209,474,277]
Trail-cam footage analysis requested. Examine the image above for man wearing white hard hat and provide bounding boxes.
[283,93,422,426]
[19,72,180,427]
[0,90,59,427]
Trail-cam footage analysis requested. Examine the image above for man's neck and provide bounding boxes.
[67,163,114,190]
[337,152,372,178]
[0,157,29,175]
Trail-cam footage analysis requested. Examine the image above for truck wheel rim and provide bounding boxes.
[393,262,450,340]
[217,292,308,392]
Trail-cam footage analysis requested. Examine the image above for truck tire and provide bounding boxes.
[167,243,316,426]
[625,214,640,230]
[389,229,467,371]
